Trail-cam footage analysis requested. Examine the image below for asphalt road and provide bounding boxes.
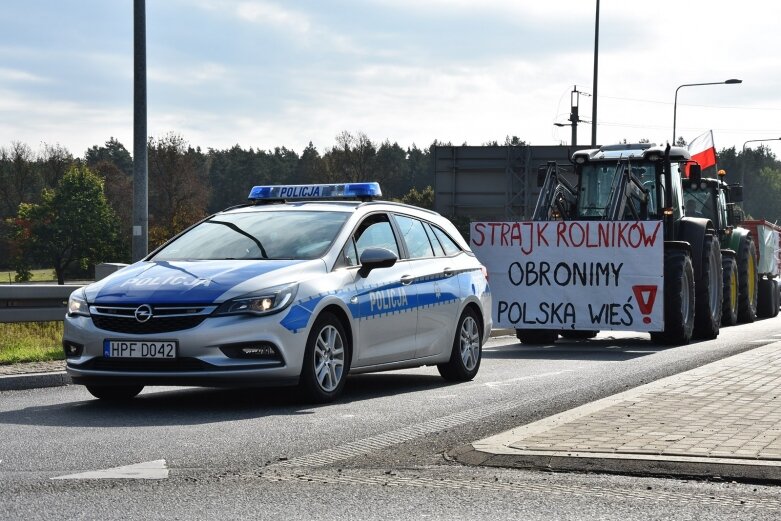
[3,319,781,520]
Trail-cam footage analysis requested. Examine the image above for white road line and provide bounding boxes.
[51,459,168,480]
[483,370,575,389]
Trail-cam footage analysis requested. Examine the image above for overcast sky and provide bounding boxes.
[2,0,781,159]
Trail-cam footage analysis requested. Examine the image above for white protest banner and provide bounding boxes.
[471,221,664,332]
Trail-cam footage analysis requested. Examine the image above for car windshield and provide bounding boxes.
[577,161,658,218]
[151,210,350,261]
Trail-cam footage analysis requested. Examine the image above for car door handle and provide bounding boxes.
[400,275,414,286]
[443,268,455,277]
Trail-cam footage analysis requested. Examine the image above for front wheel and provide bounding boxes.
[650,249,695,345]
[737,235,758,323]
[299,312,350,403]
[721,255,738,326]
[693,233,722,339]
[438,308,482,381]
[86,385,144,401]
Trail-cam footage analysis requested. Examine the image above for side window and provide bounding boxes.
[431,225,462,256]
[395,215,434,259]
[339,238,359,267]
[354,214,400,259]
[423,222,445,256]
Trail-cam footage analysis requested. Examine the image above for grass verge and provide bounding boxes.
[0,269,57,283]
[0,322,64,364]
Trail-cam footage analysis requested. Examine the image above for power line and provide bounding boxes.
[598,94,781,112]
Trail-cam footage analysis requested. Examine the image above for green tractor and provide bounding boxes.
[682,174,758,325]
[524,143,722,345]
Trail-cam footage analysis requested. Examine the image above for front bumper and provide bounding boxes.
[63,312,308,388]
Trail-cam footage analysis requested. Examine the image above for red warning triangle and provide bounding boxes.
[632,285,658,315]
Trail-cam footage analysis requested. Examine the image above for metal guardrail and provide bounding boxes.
[0,285,82,323]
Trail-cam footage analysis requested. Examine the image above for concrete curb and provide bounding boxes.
[450,341,781,483]
[0,371,71,391]
[448,444,781,483]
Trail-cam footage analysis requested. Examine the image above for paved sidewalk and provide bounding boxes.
[453,341,781,482]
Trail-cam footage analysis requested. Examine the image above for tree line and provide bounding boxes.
[2,133,780,284]
[0,132,437,282]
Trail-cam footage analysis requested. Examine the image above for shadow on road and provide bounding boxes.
[0,373,451,428]
[483,335,680,362]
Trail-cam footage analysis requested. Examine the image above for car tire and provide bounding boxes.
[721,255,738,326]
[438,308,482,381]
[86,385,144,400]
[650,249,695,345]
[737,235,758,323]
[693,233,722,339]
[299,312,350,403]
[515,329,558,344]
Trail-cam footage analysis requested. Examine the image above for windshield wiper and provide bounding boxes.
[208,220,268,259]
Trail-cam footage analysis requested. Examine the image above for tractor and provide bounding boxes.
[520,143,722,345]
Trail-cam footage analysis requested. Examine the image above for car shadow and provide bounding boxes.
[0,386,316,428]
[0,373,452,428]
[483,335,681,362]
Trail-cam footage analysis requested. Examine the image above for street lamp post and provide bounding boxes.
[741,137,781,186]
[672,79,742,145]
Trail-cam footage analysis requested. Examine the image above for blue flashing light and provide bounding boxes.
[248,182,382,201]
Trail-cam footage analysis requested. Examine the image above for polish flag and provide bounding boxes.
[688,130,717,170]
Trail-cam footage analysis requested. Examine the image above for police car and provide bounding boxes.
[63,182,492,402]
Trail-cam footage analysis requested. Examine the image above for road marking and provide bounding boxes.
[483,370,574,388]
[51,459,168,480]
[271,370,573,470]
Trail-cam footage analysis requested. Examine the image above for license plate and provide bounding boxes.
[103,340,177,359]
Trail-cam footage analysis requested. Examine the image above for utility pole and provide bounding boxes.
[569,85,581,146]
[591,0,599,146]
[132,0,148,262]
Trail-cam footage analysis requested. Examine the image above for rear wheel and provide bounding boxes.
[737,235,758,323]
[693,233,722,339]
[650,249,695,345]
[721,255,738,326]
[515,329,558,345]
[86,385,144,401]
[438,308,482,381]
[299,312,350,403]
[773,280,780,317]
[757,278,775,318]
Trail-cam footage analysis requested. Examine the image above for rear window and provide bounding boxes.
[151,210,350,261]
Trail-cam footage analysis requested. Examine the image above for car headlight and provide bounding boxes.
[214,283,298,317]
[67,290,90,317]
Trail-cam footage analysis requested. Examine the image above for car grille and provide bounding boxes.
[90,304,217,334]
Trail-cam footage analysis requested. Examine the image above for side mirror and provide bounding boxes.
[358,247,398,278]
[537,165,547,187]
[689,163,702,184]
[729,184,743,203]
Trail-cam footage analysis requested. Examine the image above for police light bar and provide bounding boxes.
[248,182,382,201]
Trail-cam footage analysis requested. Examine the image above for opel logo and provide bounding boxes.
[134,304,153,323]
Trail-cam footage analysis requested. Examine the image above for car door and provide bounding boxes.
[392,214,463,359]
[341,213,419,367]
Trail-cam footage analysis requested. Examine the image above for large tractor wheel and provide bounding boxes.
[516,329,558,345]
[737,235,758,323]
[721,254,738,327]
[650,249,695,345]
[757,277,775,318]
[693,234,723,339]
